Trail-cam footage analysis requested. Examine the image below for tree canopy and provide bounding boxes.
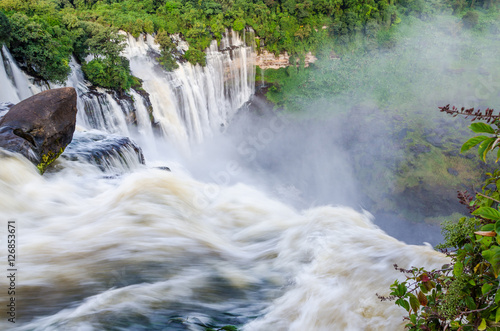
[0,0,497,89]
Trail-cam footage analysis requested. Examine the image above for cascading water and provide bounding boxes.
[0,46,44,103]
[124,31,255,148]
[0,31,446,331]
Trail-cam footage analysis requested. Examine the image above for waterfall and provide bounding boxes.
[0,30,255,152]
[0,46,45,103]
[0,48,20,104]
[124,31,255,147]
[0,31,445,331]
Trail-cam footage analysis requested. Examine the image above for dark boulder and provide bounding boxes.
[0,88,77,173]
[61,131,145,172]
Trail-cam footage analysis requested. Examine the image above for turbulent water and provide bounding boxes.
[0,33,447,330]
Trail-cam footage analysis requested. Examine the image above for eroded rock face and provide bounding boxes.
[0,87,78,173]
[255,50,318,69]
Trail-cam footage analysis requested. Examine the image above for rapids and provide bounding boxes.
[0,32,447,330]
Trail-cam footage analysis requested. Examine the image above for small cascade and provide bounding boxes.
[61,130,145,173]
[0,48,20,104]
[77,91,131,135]
[0,46,46,103]
[128,89,157,154]
[124,30,255,146]
[63,58,131,136]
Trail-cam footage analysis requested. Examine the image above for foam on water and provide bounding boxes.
[0,31,446,330]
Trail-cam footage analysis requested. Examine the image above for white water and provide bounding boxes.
[124,31,255,148]
[0,33,447,330]
[0,46,44,103]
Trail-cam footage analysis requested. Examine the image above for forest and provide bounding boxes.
[0,0,495,90]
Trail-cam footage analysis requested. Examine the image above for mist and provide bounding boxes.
[175,13,500,246]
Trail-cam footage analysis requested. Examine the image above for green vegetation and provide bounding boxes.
[385,113,500,330]
[0,0,137,90]
[0,0,432,89]
[0,0,496,91]
[260,5,500,221]
[155,30,179,71]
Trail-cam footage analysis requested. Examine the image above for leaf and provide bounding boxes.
[496,288,500,304]
[454,261,464,277]
[396,298,410,312]
[409,293,420,313]
[418,291,428,306]
[475,231,497,237]
[461,135,490,153]
[482,224,495,231]
[424,281,436,291]
[492,137,500,151]
[495,220,500,235]
[497,307,500,323]
[465,295,476,310]
[478,318,487,330]
[396,283,407,297]
[482,246,500,278]
[482,283,493,295]
[478,137,496,161]
[470,122,496,134]
[475,262,487,274]
[473,207,500,221]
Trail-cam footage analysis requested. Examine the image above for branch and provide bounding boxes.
[439,104,500,123]
[475,192,500,204]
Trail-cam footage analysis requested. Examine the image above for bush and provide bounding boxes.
[462,11,479,29]
[184,48,206,66]
[155,30,179,71]
[386,109,500,330]
[82,56,134,91]
[233,18,245,31]
[8,13,71,83]
[0,11,11,44]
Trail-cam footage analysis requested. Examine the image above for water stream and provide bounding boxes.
[0,32,446,331]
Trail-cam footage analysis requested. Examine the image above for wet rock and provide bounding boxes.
[409,144,431,154]
[394,127,414,141]
[0,88,77,173]
[61,131,145,172]
[425,134,444,148]
[445,150,459,157]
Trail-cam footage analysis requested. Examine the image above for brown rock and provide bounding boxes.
[256,50,317,70]
[0,87,78,173]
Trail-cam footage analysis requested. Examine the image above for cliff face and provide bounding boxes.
[255,50,317,69]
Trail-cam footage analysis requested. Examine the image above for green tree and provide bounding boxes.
[81,22,135,91]
[155,30,179,71]
[8,12,71,83]
[0,11,11,44]
[82,56,134,91]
